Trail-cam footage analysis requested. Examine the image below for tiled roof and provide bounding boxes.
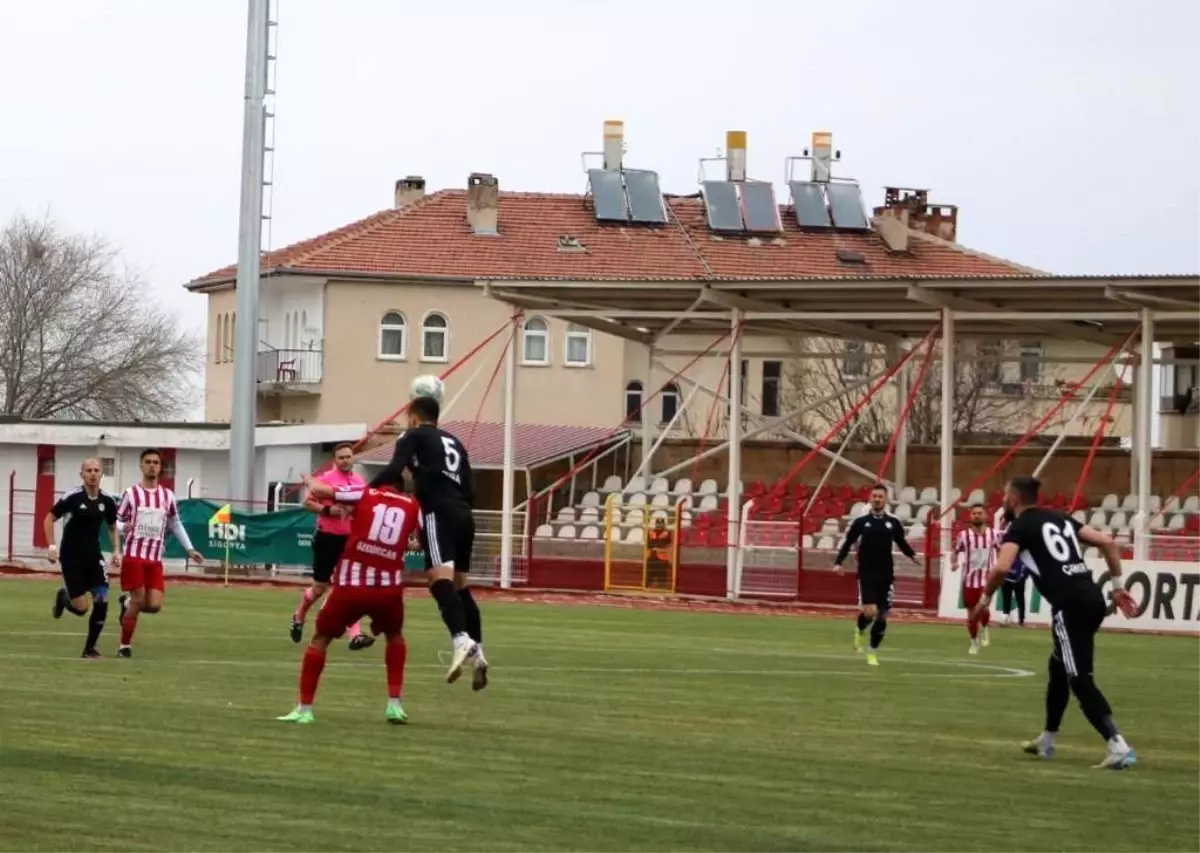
[187,190,1034,287]
[355,420,625,470]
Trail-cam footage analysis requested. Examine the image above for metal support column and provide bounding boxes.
[641,343,655,477]
[1134,310,1155,561]
[894,346,910,489]
[228,0,271,508]
[1129,358,1140,500]
[939,310,955,574]
[499,324,518,588]
[726,310,743,599]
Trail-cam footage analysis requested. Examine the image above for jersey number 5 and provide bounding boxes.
[1041,520,1083,564]
[442,436,461,473]
[368,504,407,546]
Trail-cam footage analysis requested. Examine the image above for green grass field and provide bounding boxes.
[0,579,1196,852]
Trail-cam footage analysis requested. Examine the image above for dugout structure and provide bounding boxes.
[603,494,682,593]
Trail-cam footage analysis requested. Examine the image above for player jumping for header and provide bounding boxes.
[370,395,487,689]
[278,481,421,725]
[971,475,1137,769]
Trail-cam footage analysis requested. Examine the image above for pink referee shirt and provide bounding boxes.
[312,467,365,536]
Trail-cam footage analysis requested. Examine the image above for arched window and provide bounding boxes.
[301,310,309,348]
[214,313,223,364]
[421,312,449,362]
[378,311,407,359]
[625,380,644,423]
[284,311,292,350]
[660,382,680,425]
[564,323,592,366]
[291,312,300,351]
[522,316,549,364]
[228,314,236,362]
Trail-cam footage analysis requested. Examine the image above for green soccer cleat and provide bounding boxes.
[854,628,868,653]
[276,706,315,724]
[866,652,879,667]
[385,704,409,725]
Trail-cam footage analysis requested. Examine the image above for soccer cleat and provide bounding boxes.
[81,648,102,660]
[276,706,315,724]
[1022,735,1056,759]
[1094,747,1136,770]
[289,620,303,644]
[349,633,376,652]
[446,637,478,684]
[385,704,409,725]
[865,652,879,667]
[116,645,132,659]
[52,588,67,620]
[980,627,991,648]
[968,641,980,656]
[853,629,868,653]
[471,648,489,692]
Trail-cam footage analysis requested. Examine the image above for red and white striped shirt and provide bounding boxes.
[117,484,188,561]
[329,486,422,588]
[955,526,1001,589]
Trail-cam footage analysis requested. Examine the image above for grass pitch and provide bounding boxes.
[0,579,1196,852]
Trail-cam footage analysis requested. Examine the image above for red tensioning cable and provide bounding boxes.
[1069,378,1124,513]
[875,331,940,483]
[936,325,1140,521]
[770,325,938,499]
[689,327,741,489]
[465,323,516,456]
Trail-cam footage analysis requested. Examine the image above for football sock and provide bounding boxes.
[968,619,979,639]
[1069,674,1119,741]
[120,613,138,646]
[869,616,887,650]
[1107,734,1129,751]
[294,586,320,622]
[299,646,327,706]
[459,588,483,643]
[85,599,108,651]
[429,579,467,637]
[1045,656,1070,733]
[855,613,872,632]
[385,640,407,700]
[979,607,991,628]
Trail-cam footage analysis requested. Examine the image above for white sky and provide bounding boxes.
[2,0,1197,439]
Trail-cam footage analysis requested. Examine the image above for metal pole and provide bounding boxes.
[726,310,742,599]
[641,343,655,476]
[939,311,955,575]
[1129,356,1140,503]
[1135,310,1154,560]
[499,324,518,588]
[1032,370,1112,480]
[894,346,909,489]
[228,0,270,509]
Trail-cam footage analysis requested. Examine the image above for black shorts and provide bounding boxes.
[311,531,348,584]
[1050,588,1107,678]
[61,553,109,599]
[422,505,474,573]
[858,574,895,612]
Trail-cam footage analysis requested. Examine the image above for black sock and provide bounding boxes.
[869,616,887,649]
[1070,674,1119,740]
[85,599,108,651]
[429,579,467,638]
[1045,656,1070,732]
[1016,582,1027,624]
[856,613,872,631]
[459,588,482,644]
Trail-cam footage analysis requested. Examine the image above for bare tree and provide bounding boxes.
[0,214,202,420]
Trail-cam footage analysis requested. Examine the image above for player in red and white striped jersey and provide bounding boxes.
[114,449,204,658]
[277,479,422,725]
[952,503,1001,655]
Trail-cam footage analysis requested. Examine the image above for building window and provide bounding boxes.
[421,312,449,362]
[214,313,223,364]
[565,323,592,366]
[222,313,232,363]
[725,359,749,416]
[661,382,680,424]
[378,311,407,359]
[522,316,549,364]
[625,381,644,423]
[762,360,782,417]
[842,340,866,377]
[101,458,115,476]
[978,340,1003,385]
[1019,340,1042,383]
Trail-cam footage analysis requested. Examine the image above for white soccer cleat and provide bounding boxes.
[1021,734,1056,759]
[1094,746,1137,770]
[446,635,478,684]
[1003,613,1013,626]
[968,641,980,656]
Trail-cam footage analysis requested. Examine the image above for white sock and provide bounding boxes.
[298,703,312,713]
[388,697,403,709]
[452,632,473,649]
[1041,731,1057,746]
[1108,734,1129,751]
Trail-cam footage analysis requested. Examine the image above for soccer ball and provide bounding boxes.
[410,374,445,403]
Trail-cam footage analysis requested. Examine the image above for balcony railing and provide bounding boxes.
[256,348,323,385]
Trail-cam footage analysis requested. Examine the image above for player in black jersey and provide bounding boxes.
[43,458,121,658]
[833,484,920,666]
[972,475,1138,769]
[370,395,487,689]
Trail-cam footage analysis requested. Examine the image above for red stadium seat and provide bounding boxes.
[856,484,873,501]
[836,484,854,502]
[746,480,767,498]
[705,527,728,548]
[790,483,810,499]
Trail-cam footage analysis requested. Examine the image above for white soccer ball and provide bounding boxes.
[410,374,445,403]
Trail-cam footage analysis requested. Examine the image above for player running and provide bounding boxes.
[952,503,1000,655]
[833,483,920,666]
[370,395,487,689]
[44,458,121,658]
[291,443,372,649]
[971,475,1137,770]
[115,448,204,658]
[277,481,421,725]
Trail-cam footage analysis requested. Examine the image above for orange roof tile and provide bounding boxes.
[187,189,1033,288]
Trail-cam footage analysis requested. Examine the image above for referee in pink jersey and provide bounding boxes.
[290,443,372,650]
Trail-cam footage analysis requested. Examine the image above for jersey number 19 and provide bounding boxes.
[368,504,408,546]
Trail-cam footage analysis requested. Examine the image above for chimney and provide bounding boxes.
[467,172,499,235]
[726,130,747,181]
[602,119,624,171]
[394,175,426,208]
[874,187,959,243]
[873,208,910,253]
[810,131,833,182]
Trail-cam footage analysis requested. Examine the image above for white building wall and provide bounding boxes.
[0,445,37,560]
[260,276,325,351]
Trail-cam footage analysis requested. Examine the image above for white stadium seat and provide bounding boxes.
[966,489,985,506]
[698,494,718,512]
[601,475,623,493]
[699,479,719,495]
[1164,495,1181,513]
[898,486,918,504]
[1167,514,1186,531]
[918,487,938,504]
[650,477,669,494]
[579,507,600,524]
[579,525,600,540]
[556,507,576,523]
[556,525,577,539]
[1149,496,1162,512]
[1100,493,1120,510]
[625,509,645,527]
[908,523,926,542]
[534,524,553,539]
[1108,511,1128,529]
[624,527,644,545]
[816,536,835,550]
[1120,494,1138,512]
[672,477,693,495]
[821,519,840,536]
[627,493,647,507]
[916,504,933,523]
[1088,510,1107,528]
[1071,510,1087,523]
[1185,496,1200,512]
[651,493,670,508]
[651,509,669,523]
[894,503,913,522]
[801,534,813,549]
[1149,513,1166,530]
[626,476,647,494]
[849,502,867,517]
[580,491,601,508]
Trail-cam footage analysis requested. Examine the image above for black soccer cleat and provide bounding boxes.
[349,633,376,652]
[81,648,103,660]
[52,588,67,620]
[116,646,132,659]
[290,620,303,644]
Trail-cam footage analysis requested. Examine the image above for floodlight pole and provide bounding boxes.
[939,309,955,575]
[1134,310,1154,561]
[228,0,271,509]
[499,323,518,588]
[726,309,743,599]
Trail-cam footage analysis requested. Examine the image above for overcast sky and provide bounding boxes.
[3,0,1198,334]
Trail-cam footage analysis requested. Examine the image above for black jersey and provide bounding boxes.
[370,424,474,511]
[51,487,118,557]
[1001,507,1096,609]
[835,511,916,576]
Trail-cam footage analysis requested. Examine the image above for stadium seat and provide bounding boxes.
[1120,494,1138,512]
[698,478,719,495]
[801,534,814,549]
[534,524,553,539]
[580,491,601,508]
[790,483,810,500]
[917,486,938,504]
[835,484,854,502]
[948,487,962,505]
[650,477,669,494]
[672,477,693,496]
[557,525,577,539]
[1100,493,1120,510]
[609,508,623,526]
[608,527,622,542]
[579,526,600,540]
[624,527,644,545]
[849,501,867,517]
[626,476,647,494]
[705,527,728,548]
[826,499,847,518]
[895,503,913,522]
[1187,515,1200,534]
[579,507,600,524]
[988,489,1005,507]
[1109,511,1129,529]
[1149,513,1166,530]
[650,493,670,509]
[1149,496,1163,512]
[1167,513,1186,531]
[556,507,576,523]
[1088,510,1107,528]
[897,486,917,503]
[626,509,645,527]
[915,504,933,523]
[1071,510,1087,524]
[855,484,873,501]
[650,509,669,523]
[1164,495,1181,513]
[908,523,926,543]
[627,492,647,507]
[816,536,835,550]
[1184,496,1200,513]
[746,480,767,498]
[820,519,840,536]
[965,488,985,506]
